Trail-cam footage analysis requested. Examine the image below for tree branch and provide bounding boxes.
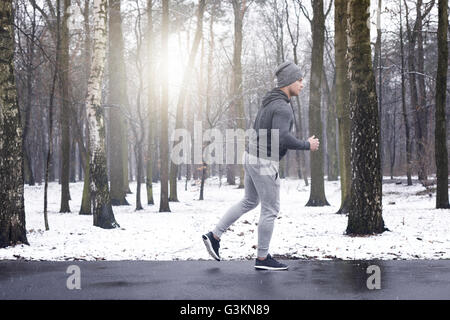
[325,0,333,18]
[299,1,312,24]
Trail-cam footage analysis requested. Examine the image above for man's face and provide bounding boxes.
[288,78,304,97]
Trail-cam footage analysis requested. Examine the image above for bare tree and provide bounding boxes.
[79,0,92,215]
[130,0,147,210]
[415,0,435,182]
[43,0,62,229]
[108,0,130,206]
[305,0,332,207]
[229,0,252,188]
[373,0,384,175]
[323,67,338,181]
[16,1,40,186]
[146,0,156,205]
[85,0,119,228]
[285,0,308,186]
[335,0,351,214]
[169,0,206,202]
[434,0,449,209]
[399,0,413,185]
[59,0,72,213]
[346,0,385,235]
[159,0,171,212]
[403,0,435,182]
[0,0,29,247]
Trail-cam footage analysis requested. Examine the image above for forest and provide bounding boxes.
[0,0,448,261]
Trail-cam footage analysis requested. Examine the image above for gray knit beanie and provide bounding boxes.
[275,61,303,88]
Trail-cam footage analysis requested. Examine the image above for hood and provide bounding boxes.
[261,88,290,108]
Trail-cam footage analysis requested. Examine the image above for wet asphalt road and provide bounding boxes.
[0,259,449,300]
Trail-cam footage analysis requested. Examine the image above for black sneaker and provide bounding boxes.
[254,254,288,270]
[202,232,221,261]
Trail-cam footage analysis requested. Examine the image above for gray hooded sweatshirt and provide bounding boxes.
[248,88,310,160]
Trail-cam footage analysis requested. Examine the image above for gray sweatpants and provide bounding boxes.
[212,151,280,258]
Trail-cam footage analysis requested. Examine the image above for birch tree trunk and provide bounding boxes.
[0,0,29,247]
[346,0,385,235]
[85,0,119,228]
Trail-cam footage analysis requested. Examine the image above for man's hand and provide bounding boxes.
[308,135,320,151]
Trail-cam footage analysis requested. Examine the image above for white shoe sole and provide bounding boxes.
[254,265,288,271]
[202,235,221,261]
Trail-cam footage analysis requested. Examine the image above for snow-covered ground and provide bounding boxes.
[0,176,449,261]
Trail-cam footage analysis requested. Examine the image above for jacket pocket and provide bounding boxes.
[270,163,279,181]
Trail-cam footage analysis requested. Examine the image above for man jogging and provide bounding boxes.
[202,61,320,270]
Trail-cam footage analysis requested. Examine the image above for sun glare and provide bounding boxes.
[166,34,185,90]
